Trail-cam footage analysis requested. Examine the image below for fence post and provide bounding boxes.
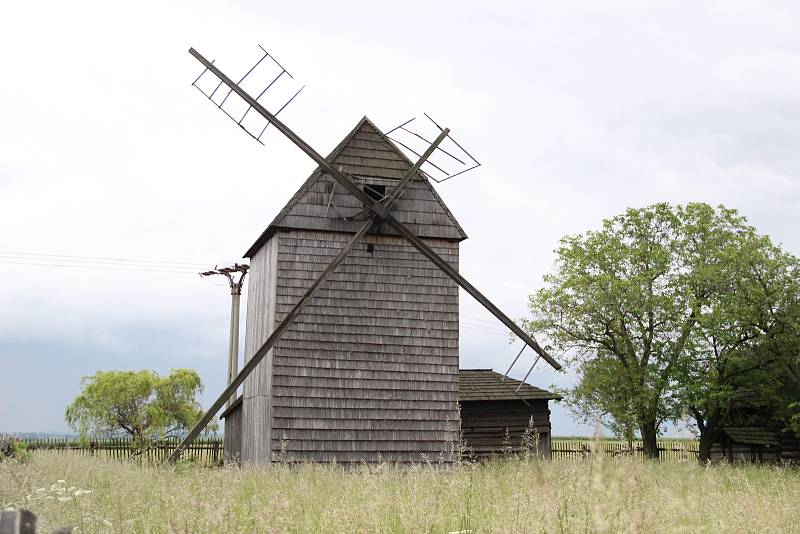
[0,510,16,534]
[19,509,36,534]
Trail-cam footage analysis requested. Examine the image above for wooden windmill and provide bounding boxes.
[168,46,561,464]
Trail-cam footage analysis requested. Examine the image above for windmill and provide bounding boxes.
[168,46,561,464]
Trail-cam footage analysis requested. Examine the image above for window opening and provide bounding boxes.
[363,183,386,202]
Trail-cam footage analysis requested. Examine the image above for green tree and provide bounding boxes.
[524,203,799,459]
[675,232,800,461]
[65,369,213,451]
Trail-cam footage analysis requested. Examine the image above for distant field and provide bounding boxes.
[2,451,799,533]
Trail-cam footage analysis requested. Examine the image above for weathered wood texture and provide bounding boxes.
[221,396,242,464]
[264,229,460,462]
[244,118,467,257]
[240,235,278,464]
[239,117,467,464]
[460,399,553,459]
[459,369,562,402]
[17,437,222,466]
[710,427,790,464]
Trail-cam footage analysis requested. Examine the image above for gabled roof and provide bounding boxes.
[244,116,467,258]
[458,369,562,402]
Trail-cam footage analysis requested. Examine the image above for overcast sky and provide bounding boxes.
[1,1,798,437]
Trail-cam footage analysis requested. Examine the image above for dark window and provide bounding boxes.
[366,243,375,255]
[364,183,385,202]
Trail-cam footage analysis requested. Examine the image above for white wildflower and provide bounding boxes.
[58,496,72,503]
[102,520,113,526]
[57,479,65,483]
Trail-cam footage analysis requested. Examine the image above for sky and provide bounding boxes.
[1,1,799,437]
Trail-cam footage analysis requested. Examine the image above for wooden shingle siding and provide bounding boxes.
[459,369,562,402]
[268,228,460,463]
[244,117,467,257]
[240,235,278,464]
[269,398,454,410]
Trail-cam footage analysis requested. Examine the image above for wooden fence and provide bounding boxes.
[551,439,699,461]
[12,437,699,464]
[17,437,223,466]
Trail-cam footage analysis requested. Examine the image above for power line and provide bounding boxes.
[0,260,200,274]
[0,255,204,271]
[461,318,510,334]
[462,314,507,326]
[0,251,209,267]
[461,324,510,337]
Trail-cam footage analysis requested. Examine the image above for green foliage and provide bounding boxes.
[9,441,32,464]
[524,202,800,456]
[65,369,216,451]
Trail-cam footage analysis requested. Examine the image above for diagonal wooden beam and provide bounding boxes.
[166,121,449,464]
[189,47,560,372]
[167,217,372,464]
[188,47,560,371]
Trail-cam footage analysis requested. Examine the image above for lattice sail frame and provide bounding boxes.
[191,45,304,145]
[384,113,481,183]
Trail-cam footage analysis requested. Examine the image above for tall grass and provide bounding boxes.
[2,451,799,533]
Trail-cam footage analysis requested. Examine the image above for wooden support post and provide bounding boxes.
[19,510,36,534]
[0,511,15,534]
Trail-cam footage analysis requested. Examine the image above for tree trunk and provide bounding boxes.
[695,407,723,464]
[698,431,715,463]
[639,422,659,459]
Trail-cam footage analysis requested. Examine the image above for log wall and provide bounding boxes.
[460,399,553,459]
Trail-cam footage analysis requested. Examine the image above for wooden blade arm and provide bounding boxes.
[166,217,374,464]
[385,216,561,371]
[190,46,558,370]
[190,48,388,220]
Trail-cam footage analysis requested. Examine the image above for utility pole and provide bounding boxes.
[200,264,249,408]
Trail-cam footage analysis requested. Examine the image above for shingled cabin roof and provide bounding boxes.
[244,116,468,258]
[721,427,781,446]
[459,369,562,402]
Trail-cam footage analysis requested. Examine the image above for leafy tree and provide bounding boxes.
[65,369,213,451]
[675,232,800,461]
[524,203,800,459]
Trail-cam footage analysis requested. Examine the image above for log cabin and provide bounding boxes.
[459,369,560,459]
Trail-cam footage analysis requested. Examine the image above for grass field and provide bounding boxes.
[2,452,799,533]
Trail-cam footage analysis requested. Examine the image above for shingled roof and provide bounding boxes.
[721,427,780,446]
[459,369,562,402]
[244,116,467,257]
